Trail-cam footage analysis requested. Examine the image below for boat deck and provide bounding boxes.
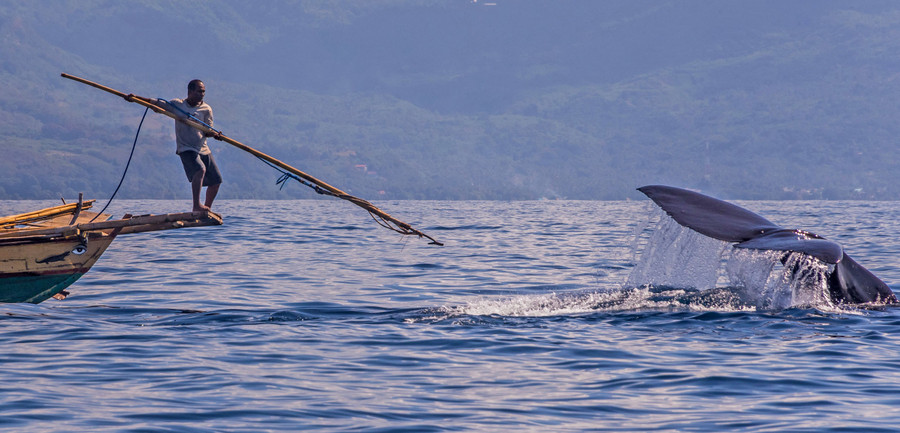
[1,200,222,245]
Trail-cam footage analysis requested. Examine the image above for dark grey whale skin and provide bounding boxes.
[638,185,896,305]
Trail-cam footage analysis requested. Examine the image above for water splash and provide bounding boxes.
[626,209,729,290]
[626,210,837,311]
[434,205,847,320]
[726,249,834,310]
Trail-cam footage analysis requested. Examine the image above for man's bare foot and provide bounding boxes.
[193,204,210,213]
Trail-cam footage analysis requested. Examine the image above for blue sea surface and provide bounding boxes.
[2,199,900,432]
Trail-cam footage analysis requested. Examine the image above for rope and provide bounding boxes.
[259,156,442,244]
[258,157,334,196]
[90,106,149,222]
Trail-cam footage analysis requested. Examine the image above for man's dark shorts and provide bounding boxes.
[179,151,222,186]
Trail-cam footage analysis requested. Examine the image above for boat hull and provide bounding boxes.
[2,202,222,303]
[0,272,87,303]
[0,235,114,303]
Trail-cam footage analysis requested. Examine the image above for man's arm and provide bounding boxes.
[124,94,168,112]
[202,107,222,140]
[125,95,202,130]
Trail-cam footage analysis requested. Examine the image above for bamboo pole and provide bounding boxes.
[60,73,442,245]
[0,200,96,227]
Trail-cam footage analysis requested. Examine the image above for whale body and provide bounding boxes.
[638,185,896,305]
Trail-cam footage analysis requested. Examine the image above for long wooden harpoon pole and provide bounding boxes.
[61,73,442,246]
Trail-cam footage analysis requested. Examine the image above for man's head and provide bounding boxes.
[186,79,205,106]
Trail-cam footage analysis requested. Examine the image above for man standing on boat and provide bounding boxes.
[128,79,223,212]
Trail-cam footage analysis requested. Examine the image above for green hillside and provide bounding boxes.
[3,1,900,200]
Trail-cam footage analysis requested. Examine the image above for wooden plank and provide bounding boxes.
[0,230,82,247]
[108,211,223,231]
[0,211,222,241]
[74,211,222,232]
[0,200,96,227]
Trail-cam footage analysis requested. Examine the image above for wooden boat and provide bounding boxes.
[0,198,222,303]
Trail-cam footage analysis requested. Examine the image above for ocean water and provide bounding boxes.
[3,199,900,432]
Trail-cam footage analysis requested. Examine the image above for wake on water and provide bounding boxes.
[444,205,849,319]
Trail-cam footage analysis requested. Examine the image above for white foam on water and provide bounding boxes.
[435,284,757,320]
[441,291,603,318]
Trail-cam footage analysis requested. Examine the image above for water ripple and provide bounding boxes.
[1,200,900,431]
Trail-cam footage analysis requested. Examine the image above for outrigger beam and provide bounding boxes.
[61,73,442,246]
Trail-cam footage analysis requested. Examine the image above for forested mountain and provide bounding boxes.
[3,0,900,200]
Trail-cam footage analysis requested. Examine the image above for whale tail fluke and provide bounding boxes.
[638,185,896,305]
